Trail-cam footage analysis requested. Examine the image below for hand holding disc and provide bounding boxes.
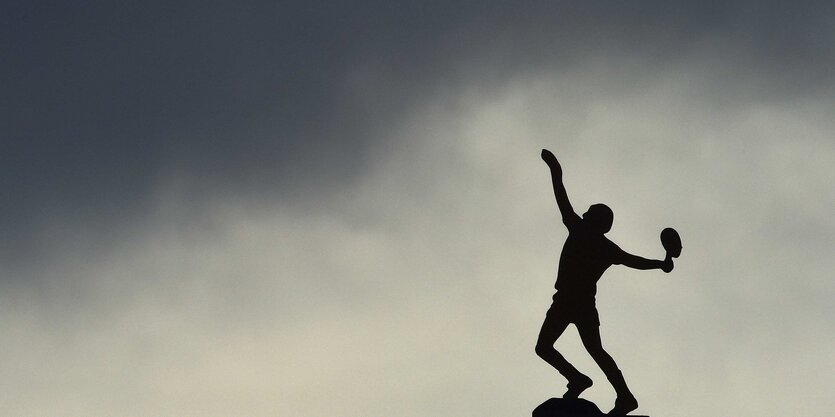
[660,227,682,258]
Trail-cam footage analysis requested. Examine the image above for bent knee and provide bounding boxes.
[586,347,616,366]
[584,345,605,357]
[535,341,554,357]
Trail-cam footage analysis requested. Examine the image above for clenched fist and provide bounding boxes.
[541,149,561,176]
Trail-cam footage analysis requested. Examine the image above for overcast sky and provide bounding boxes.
[2,2,834,416]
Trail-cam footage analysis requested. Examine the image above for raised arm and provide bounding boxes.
[618,251,674,273]
[541,149,581,229]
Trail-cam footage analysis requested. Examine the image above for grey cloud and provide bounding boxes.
[3,1,835,265]
[2,8,835,414]
[3,71,833,415]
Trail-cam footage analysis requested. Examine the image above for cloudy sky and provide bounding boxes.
[2,2,834,416]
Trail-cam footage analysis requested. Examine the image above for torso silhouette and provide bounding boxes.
[555,221,625,303]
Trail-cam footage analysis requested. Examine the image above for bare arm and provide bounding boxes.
[541,149,580,228]
[619,251,674,273]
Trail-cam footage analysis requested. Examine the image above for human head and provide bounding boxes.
[583,203,613,234]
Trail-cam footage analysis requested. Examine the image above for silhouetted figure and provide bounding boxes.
[536,149,676,416]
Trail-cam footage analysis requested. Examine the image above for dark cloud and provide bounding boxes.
[2,1,833,263]
[1,4,834,414]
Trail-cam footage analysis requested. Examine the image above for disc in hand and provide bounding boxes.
[661,227,682,258]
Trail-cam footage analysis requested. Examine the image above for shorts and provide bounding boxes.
[545,292,600,326]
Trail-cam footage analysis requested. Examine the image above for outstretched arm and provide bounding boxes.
[618,251,674,273]
[541,149,580,229]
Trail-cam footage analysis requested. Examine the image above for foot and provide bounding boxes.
[563,374,593,399]
[608,394,638,416]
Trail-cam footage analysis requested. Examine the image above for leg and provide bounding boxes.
[535,312,592,397]
[576,323,637,415]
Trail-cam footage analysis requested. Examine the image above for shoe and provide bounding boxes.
[563,374,593,399]
[608,395,638,415]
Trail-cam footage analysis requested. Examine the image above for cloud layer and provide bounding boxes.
[2,2,834,416]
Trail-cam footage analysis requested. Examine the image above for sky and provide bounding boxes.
[1,1,834,416]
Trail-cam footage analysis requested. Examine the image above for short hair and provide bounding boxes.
[587,203,613,233]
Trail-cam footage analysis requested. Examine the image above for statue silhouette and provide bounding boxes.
[535,149,679,416]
